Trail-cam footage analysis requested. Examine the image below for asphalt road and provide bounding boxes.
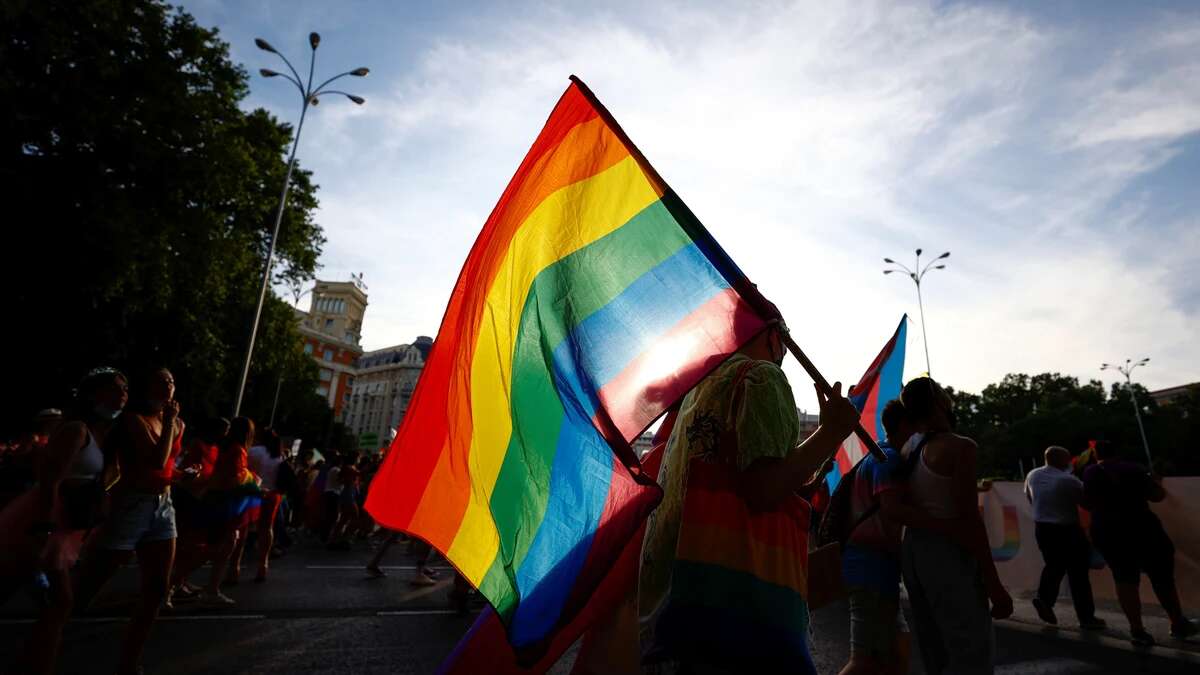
[2,535,1196,674]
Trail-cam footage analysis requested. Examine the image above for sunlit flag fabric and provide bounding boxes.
[826,316,907,492]
[365,76,779,650]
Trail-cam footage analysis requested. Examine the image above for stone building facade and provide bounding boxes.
[343,336,433,451]
[295,280,368,419]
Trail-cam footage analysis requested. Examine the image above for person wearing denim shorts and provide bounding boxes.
[75,368,184,675]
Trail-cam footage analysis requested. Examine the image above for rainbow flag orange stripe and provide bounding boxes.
[366,77,774,648]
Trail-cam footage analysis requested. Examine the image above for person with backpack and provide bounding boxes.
[898,377,1012,675]
[834,399,914,675]
[828,399,961,675]
[1082,442,1196,646]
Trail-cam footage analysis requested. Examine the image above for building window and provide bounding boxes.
[320,368,332,381]
[323,349,333,362]
[303,343,313,355]
[324,318,334,330]
[317,385,329,397]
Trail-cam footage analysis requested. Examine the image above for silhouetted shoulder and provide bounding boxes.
[948,433,978,453]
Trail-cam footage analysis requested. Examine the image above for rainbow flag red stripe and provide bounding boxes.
[366,77,775,648]
[827,316,907,491]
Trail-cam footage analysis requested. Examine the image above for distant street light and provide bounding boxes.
[884,248,949,375]
[233,33,369,417]
[1101,358,1153,468]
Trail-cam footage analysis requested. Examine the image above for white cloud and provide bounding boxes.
[240,0,1200,408]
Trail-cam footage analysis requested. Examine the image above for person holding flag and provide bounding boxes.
[638,320,859,674]
[368,75,885,673]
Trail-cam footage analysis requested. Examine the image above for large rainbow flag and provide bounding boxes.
[826,316,907,491]
[365,76,779,650]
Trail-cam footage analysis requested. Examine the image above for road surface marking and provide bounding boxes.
[305,565,453,570]
[376,609,466,616]
[0,614,267,625]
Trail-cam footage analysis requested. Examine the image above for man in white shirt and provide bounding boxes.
[1024,445,1104,629]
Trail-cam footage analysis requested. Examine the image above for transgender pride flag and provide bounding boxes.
[826,316,907,491]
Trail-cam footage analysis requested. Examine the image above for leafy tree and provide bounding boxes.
[947,373,1198,478]
[1,0,326,437]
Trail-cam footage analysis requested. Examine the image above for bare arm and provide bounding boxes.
[153,401,182,470]
[740,383,857,512]
[951,437,1012,616]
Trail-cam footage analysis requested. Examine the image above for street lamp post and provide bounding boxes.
[268,281,317,427]
[884,248,949,375]
[232,33,368,417]
[1101,358,1153,468]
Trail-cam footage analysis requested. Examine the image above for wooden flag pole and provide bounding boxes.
[779,329,888,462]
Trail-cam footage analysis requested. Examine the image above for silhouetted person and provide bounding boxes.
[1082,443,1196,646]
[1024,445,1104,630]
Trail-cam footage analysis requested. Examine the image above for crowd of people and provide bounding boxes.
[0,365,428,675]
[0,343,1195,675]
[635,320,1195,675]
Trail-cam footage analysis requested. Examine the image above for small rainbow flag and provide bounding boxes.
[366,76,778,649]
[826,316,907,491]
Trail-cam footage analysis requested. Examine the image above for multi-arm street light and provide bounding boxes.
[233,33,368,417]
[884,248,949,375]
[1101,358,1153,468]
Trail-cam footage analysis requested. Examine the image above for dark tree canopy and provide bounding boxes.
[948,374,1200,478]
[1,0,330,439]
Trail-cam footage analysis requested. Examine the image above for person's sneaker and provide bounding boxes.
[1079,617,1107,631]
[1130,629,1156,648]
[1170,618,1199,640]
[1032,598,1057,625]
[410,570,438,586]
[365,565,387,579]
[174,584,199,600]
[197,591,236,608]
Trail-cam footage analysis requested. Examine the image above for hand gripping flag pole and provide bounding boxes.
[778,327,887,461]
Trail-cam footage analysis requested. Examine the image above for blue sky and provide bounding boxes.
[180,0,1200,411]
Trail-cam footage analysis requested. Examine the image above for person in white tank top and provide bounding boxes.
[904,432,959,521]
[898,378,1012,675]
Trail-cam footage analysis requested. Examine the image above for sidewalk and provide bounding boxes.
[1000,593,1200,664]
